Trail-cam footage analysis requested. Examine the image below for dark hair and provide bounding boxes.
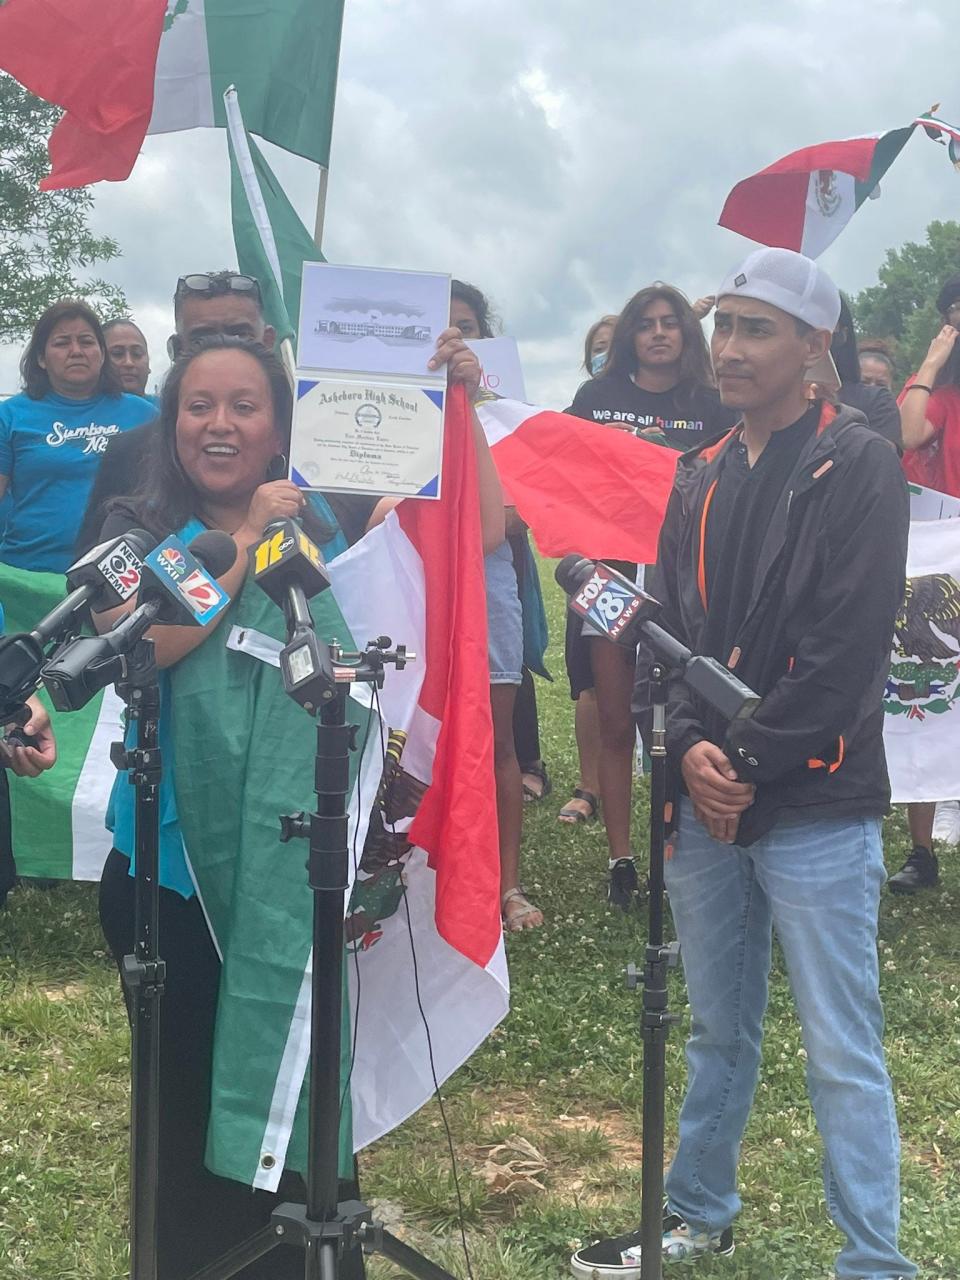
[830,296,860,385]
[116,337,329,545]
[450,279,498,338]
[103,317,148,346]
[858,339,895,374]
[935,273,960,317]
[172,269,265,324]
[583,314,619,374]
[20,300,122,400]
[602,284,714,407]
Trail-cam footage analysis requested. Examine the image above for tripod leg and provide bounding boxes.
[376,1229,458,1280]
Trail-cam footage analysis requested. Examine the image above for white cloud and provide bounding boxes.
[2,0,959,411]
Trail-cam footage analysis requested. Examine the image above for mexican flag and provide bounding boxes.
[2,562,124,881]
[226,86,320,346]
[0,0,344,189]
[718,126,916,258]
[477,397,677,563]
[884,500,960,804]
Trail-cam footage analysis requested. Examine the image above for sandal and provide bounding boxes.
[521,761,552,804]
[501,887,544,932]
[558,788,600,824]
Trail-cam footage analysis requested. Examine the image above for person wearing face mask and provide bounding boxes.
[583,314,619,378]
[556,315,617,827]
[0,300,155,573]
[562,286,736,906]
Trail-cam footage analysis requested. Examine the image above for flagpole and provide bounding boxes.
[313,165,329,250]
[311,0,346,252]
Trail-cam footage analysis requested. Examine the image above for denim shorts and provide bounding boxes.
[485,541,522,685]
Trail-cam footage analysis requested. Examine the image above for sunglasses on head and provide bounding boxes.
[175,273,262,303]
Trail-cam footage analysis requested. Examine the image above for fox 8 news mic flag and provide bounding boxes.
[558,555,659,643]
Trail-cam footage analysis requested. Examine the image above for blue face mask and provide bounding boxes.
[590,350,608,375]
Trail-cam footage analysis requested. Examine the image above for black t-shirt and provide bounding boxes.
[701,406,818,670]
[567,371,737,450]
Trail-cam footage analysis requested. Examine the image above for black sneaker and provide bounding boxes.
[571,1208,734,1276]
[888,845,939,895]
[607,858,638,911]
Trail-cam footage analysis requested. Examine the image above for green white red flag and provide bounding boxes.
[718,127,916,258]
[0,0,343,189]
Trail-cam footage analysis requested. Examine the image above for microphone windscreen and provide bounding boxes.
[123,528,158,559]
[554,554,593,595]
[187,530,237,580]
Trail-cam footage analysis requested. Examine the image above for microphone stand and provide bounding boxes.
[195,603,457,1279]
[34,610,165,1280]
[111,637,164,1280]
[626,625,758,1280]
[626,658,679,1280]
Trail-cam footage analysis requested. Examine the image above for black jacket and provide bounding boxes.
[633,402,909,845]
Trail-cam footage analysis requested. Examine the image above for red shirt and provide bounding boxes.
[899,377,960,497]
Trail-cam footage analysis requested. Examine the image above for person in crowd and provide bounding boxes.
[558,316,618,825]
[104,318,152,397]
[888,273,960,892]
[0,301,154,573]
[76,271,277,555]
[0,694,58,908]
[582,314,619,377]
[860,340,896,390]
[564,285,736,906]
[92,331,503,1279]
[830,298,901,445]
[573,248,913,1280]
[451,279,547,926]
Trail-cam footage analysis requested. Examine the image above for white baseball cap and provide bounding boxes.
[716,247,841,332]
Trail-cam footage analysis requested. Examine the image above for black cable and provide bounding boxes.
[371,686,475,1280]
[337,688,378,1126]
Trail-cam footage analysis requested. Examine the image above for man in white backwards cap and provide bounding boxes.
[573,249,914,1280]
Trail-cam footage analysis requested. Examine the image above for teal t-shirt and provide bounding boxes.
[108,501,350,897]
[0,390,155,572]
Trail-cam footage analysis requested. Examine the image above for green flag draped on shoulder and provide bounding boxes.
[171,573,364,1186]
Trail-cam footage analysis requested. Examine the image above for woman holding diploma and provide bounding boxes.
[92,331,503,1280]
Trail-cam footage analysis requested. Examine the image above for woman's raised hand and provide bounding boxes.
[429,326,482,401]
[921,324,960,378]
[240,480,306,540]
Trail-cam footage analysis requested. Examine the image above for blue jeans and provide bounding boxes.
[663,798,915,1280]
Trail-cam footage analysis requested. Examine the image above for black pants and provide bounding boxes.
[512,668,542,767]
[99,849,364,1280]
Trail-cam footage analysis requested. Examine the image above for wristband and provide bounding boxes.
[905,383,933,394]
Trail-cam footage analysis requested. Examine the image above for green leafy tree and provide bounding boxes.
[851,219,960,380]
[0,73,127,346]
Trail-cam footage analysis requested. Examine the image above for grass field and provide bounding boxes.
[2,566,959,1279]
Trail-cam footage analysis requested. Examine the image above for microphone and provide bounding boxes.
[250,519,336,710]
[555,554,660,646]
[139,529,236,627]
[555,554,761,724]
[41,530,236,712]
[0,531,152,722]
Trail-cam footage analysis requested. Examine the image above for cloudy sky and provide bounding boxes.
[2,0,959,403]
